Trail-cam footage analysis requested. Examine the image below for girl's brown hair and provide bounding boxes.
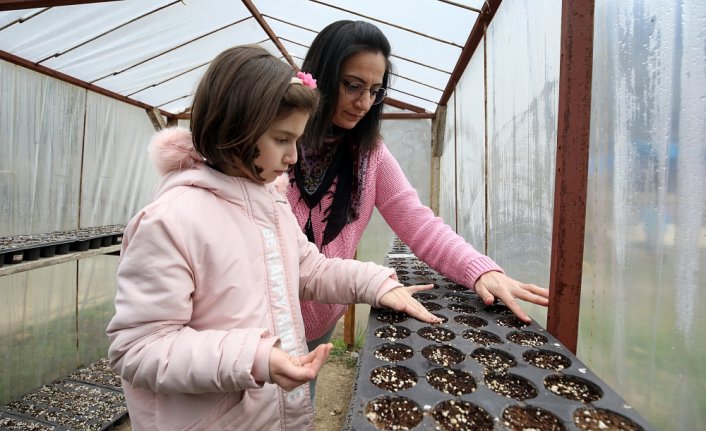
[190,45,319,180]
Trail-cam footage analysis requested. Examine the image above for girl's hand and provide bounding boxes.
[379,284,442,324]
[269,344,333,391]
[474,271,549,322]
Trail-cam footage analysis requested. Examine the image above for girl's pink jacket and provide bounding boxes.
[107,128,398,430]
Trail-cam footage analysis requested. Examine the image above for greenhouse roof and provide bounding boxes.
[0,0,495,117]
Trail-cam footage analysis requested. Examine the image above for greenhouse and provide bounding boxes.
[0,0,704,430]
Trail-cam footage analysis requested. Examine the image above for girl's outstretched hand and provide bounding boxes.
[379,284,443,324]
[269,343,332,392]
[474,271,549,322]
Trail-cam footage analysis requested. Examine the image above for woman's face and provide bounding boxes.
[331,51,387,129]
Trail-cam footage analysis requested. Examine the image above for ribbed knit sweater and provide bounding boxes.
[285,142,503,340]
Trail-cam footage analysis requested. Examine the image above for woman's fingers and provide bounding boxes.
[474,272,549,322]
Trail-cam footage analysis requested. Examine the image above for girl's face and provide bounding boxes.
[331,51,386,130]
[225,109,308,183]
[253,109,309,183]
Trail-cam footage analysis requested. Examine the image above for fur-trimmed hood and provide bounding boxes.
[148,127,202,176]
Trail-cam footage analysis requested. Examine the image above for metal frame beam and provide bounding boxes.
[438,0,501,108]
[0,49,174,118]
[0,0,118,10]
[546,0,596,354]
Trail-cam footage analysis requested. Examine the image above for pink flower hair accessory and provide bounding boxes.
[291,71,317,89]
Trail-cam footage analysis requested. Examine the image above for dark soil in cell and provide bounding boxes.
[447,303,477,314]
[417,326,455,342]
[370,365,417,392]
[441,293,469,303]
[573,408,644,431]
[470,347,517,371]
[0,413,65,431]
[462,328,503,346]
[484,303,513,315]
[396,270,409,275]
[374,325,411,342]
[506,330,548,347]
[545,374,603,403]
[411,292,437,301]
[412,270,433,276]
[376,310,409,324]
[453,315,487,328]
[523,349,572,371]
[5,381,125,431]
[374,343,414,362]
[430,400,493,431]
[496,315,530,328]
[419,301,442,312]
[428,313,448,324]
[502,405,566,431]
[365,396,422,431]
[485,372,538,400]
[445,284,468,292]
[66,358,122,389]
[426,368,476,396]
[421,344,465,367]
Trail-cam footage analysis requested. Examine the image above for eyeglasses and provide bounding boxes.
[341,80,387,105]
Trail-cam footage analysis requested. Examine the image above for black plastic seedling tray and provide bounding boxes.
[0,410,72,431]
[0,359,126,431]
[346,253,654,431]
[3,380,125,431]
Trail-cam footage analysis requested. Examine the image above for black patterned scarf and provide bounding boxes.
[293,131,366,247]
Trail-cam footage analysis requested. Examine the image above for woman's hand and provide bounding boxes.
[474,271,549,322]
[269,344,332,391]
[379,284,442,324]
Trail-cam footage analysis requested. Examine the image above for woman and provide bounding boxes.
[283,20,549,361]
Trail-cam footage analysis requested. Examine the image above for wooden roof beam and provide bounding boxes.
[241,0,296,68]
[437,0,501,108]
[0,49,175,119]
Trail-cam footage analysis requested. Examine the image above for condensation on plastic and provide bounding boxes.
[455,43,486,251]
[485,0,561,325]
[80,91,160,227]
[77,256,120,366]
[439,94,456,231]
[0,263,78,404]
[581,1,706,430]
[357,112,432,266]
[0,62,85,237]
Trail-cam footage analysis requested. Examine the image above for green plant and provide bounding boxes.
[330,337,360,369]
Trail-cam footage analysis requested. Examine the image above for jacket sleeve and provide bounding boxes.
[106,206,278,394]
[372,144,503,290]
[293,225,398,307]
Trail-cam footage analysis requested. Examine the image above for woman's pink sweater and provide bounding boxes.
[284,142,503,340]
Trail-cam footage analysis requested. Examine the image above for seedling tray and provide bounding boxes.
[0,410,71,431]
[2,379,126,431]
[346,254,654,431]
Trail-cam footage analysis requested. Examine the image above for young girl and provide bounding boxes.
[106,45,439,431]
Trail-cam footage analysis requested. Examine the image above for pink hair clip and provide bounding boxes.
[291,71,317,89]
